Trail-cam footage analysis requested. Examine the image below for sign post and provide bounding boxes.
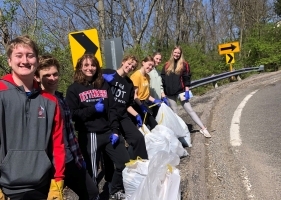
[104,37,123,70]
[68,29,102,68]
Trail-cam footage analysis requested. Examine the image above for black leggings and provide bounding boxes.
[65,159,99,200]
[131,103,158,130]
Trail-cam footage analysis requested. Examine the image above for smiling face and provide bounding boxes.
[173,48,182,60]
[35,65,59,94]
[8,45,38,79]
[121,58,135,74]
[153,54,162,66]
[81,58,97,80]
[142,60,154,74]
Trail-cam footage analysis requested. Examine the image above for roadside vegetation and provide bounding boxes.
[0,0,281,94]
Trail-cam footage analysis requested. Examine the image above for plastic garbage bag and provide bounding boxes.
[122,158,150,198]
[129,151,181,200]
[176,115,192,147]
[151,125,188,158]
[143,129,170,159]
[155,103,186,138]
[159,167,181,200]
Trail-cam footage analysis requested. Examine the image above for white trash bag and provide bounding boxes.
[122,158,150,198]
[151,125,188,158]
[129,151,181,200]
[155,103,186,138]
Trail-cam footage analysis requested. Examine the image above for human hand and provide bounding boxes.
[135,114,143,127]
[109,133,119,147]
[161,97,170,106]
[153,99,162,107]
[47,179,64,200]
[94,99,104,113]
[0,188,6,200]
[102,72,116,83]
[81,160,87,169]
[184,91,190,100]
[140,104,148,114]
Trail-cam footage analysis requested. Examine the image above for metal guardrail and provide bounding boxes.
[190,65,264,89]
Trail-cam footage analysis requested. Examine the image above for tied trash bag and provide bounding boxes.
[159,166,181,200]
[139,124,170,159]
[176,115,192,147]
[151,125,188,158]
[129,151,181,200]
[155,103,186,138]
[122,158,150,198]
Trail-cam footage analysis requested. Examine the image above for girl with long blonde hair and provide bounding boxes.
[161,46,211,138]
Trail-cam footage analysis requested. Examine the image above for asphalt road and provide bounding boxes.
[182,70,281,200]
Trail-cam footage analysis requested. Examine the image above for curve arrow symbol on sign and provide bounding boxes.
[71,32,98,54]
[227,54,233,63]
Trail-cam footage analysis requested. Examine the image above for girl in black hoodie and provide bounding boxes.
[66,54,130,199]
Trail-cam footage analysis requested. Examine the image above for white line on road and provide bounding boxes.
[230,90,258,146]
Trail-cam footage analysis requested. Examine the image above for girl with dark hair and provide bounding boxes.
[65,54,130,199]
[161,46,211,138]
[130,55,161,130]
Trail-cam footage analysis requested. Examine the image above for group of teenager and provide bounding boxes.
[0,35,210,200]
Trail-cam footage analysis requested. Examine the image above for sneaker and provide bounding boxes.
[109,190,126,200]
[200,128,212,138]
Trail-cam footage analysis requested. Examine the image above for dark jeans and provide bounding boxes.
[65,159,99,200]
[79,131,130,195]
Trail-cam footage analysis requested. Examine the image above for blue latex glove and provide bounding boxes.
[102,72,116,83]
[81,160,87,169]
[94,99,104,113]
[184,91,190,100]
[153,99,162,107]
[109,133,119,147]
[135,114,143,127]
[140,104,148,114]
[161,97,170,106]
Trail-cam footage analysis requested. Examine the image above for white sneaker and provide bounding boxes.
[200,128,211,138]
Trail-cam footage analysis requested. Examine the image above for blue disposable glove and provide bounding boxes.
[153,99,162,107]
[184,91,190,100]
[135,114,143,127]
[81,160,87,169]
[102,72,116,83]
[109,133,119,147]
[94,99,104,113]
[140,104,148,114]
[161,97,170,106]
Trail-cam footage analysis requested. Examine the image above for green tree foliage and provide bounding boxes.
[242,23,281,70]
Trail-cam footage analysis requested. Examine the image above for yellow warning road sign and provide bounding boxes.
[218,41,240,55]
[226,53,235,64]
[68,29,102,68]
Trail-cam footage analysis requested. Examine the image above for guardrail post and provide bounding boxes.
[236,75,242,81]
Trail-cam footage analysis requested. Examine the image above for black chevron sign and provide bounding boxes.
[226,53,235,64]
[71,32,98,54]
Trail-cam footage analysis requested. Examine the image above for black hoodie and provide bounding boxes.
[65,80,119,134]
[161,61,191,96]
[102,69,135,119]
